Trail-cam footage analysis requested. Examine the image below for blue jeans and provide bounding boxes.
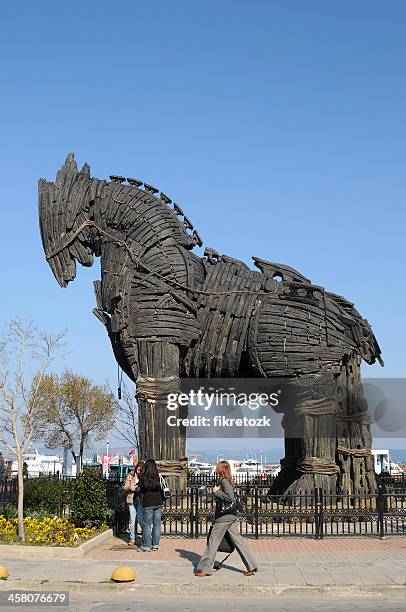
[142,505,162,549]
[135,496,144,532]
[128,503,136,541]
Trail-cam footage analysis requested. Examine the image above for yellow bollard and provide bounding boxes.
[111,565,136,582]
[0,565,9,580]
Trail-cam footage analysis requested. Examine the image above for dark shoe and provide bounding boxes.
[243,568,258,576]
[195,570,210,577]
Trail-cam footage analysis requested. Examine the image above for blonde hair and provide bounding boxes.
[216,460,234,486]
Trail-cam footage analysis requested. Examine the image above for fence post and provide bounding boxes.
[188,487,193,538]
[315,487,323,539]
[195,486,200,538]
[254,487,259,539]
[189,487,197,538]
[377,484,384,539]
[319,488,324,539]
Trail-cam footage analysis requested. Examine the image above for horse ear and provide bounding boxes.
[56,152,78,188]
[80,162,90,177]
[64,152,78,171]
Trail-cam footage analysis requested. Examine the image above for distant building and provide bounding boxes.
[10,449,63,478]
[70,453,136,478]
[372,449,405,475]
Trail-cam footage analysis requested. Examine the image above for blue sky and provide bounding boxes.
[1,2,405,453]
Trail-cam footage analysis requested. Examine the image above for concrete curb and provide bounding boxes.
[0,580,404,598]
[0,529,113,559]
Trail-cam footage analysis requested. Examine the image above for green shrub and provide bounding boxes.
[24,475,66,515]
[24,508,54,520]
[0,504,18,520]
[69,468,112,527]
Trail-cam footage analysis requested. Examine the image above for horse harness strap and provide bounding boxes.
[45,220,279,299]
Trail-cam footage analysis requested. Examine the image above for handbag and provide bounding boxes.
[216,491,243,518]
[207,524,235,571]
[160,475,172,500]
[207,524,235,553]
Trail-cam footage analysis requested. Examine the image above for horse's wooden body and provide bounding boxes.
[39,154,383,495]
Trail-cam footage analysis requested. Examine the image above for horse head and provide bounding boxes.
[38,153,102,287]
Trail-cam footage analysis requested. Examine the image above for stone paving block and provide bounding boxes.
[211,565,278,587]
[355,566,394,586]
[135,567,192,584]
[388,574,406,586]
[301,565,335,586]
[198,581,248,597]
[324,564,361,585]
[373,567,406,586]
[274,564,306,586]
[245,565,278,586]
[158,582,199,595]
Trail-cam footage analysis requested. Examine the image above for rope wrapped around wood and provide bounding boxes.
[337,447,372,457]
[136,376,179,404]
[295,397,336,416]
[336,411,371,425]
[298,457,340,475]
[156,459,188,475]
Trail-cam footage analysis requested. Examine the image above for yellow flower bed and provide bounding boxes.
[0,515,107,547]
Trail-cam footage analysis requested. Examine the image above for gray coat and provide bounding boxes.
[214,478,237,523]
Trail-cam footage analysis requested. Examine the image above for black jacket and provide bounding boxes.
[140,478,163,508]
[214,478,237,522]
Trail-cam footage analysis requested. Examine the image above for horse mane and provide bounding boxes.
[103,174,203,250]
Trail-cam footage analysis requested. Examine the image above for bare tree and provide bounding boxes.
[35,371,116,466]
[109,382,139,455]
[0,319,66,540]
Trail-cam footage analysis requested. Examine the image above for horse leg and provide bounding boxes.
[268,408,302,495]
[134,340,187,489]
[273,374,339,498]
[335,356,376,496]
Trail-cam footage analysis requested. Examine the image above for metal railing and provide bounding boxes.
[0,479,17,506]
[113,483,406,539]
[187,473,278,487]
[2,475,405,539]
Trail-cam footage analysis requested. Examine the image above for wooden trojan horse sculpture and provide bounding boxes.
[38,154,383,495]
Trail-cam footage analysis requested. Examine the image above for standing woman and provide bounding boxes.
[139,459,163,552]
[134,461,144,538]
[195,460,257,576]
[123,466,139,546]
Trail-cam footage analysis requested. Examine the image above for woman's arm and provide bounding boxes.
[213,479,235,503]
[123,474,137,492]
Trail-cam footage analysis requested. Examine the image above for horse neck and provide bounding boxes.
[97,181,194,255]
[92,184,204,314]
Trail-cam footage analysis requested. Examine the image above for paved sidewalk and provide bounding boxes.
[88,533,406,563]
[1,536,405,596]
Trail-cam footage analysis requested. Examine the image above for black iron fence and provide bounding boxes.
[0,479,17,506]
[380,473,406,493]
[2,475,406,539]
[113,483,406,539]
[187,473,277,488]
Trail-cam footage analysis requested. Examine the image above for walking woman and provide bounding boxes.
[139,459,163,552]
[123,465,139,546]
[195,460,257,576]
